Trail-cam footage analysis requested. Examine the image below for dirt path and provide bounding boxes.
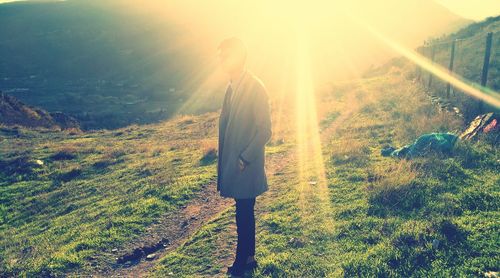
[88,179,231,277]
[85,92,354,277]
[81,149,289,277]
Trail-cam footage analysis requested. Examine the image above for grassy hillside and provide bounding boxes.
[151,65,499,277]
[2,57,498,276]
[0,0,216,130]
[0,92,80,130]
[0,114,223,276]
[1,13,499,277]
[0,0,471,130]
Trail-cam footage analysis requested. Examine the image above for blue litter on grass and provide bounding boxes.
[381,133,459,158]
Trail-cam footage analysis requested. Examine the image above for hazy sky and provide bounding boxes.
[0,0,498,21]
[435,0,500,20]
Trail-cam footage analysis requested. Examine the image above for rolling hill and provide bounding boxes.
[0,0,214,129]
[0,0,471,130]
[1,17,499,277]
[1,56,498,277]
[0,92,80,130]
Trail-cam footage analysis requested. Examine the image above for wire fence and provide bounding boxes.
[414,31,499,121]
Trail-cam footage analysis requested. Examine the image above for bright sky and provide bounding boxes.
[1,0,498,21]
[0,0,66,3]
[436,0,500,20]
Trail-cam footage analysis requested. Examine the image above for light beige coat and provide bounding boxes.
[217,71,272,199]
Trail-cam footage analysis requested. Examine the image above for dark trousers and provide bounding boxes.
[234,198,256,265]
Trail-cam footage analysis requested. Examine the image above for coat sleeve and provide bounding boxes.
[240,86,272,164]
[218,86,232,156]
[218,86,232,188]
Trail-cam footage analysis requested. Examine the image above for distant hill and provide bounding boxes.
[0,0,471,129]
[0,0,214,129]
[0,92,80,130]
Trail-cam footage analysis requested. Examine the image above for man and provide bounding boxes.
[217,37,272,277]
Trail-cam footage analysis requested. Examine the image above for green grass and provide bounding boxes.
[0,114,220,276]
[1,61,499,276]
[151,70,499,277]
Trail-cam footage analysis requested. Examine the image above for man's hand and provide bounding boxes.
[238,158,248,171]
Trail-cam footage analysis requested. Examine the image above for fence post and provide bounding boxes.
[479,32,493,113]
[446,40,456,98]
[427,45,436,90]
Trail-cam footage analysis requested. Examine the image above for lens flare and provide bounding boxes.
[352,17,500,108]
[294,19,336,233]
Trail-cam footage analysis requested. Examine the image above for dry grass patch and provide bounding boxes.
[366,160,426,216]
[199,139,218,166]
[331,137,371,167]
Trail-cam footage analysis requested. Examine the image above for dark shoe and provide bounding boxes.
[228,265,246,277]
[227,260,258,276]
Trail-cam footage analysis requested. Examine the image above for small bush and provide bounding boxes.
[56,168,82,182]
[368,180,428,217]
[92,160,113,169]
[0,156,38,181]
[200,148,217,165]
[199,140,218,166]
[436,219,467,243]
[319,111,341,129]
[454,140,498,169]
[105,149,126,159]
[64,128,82,136]
[416,157,468,185]
[50,149,77,161]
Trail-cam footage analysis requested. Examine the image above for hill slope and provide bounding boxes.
[426,15,500,90]
[365,15,500,120]
[150,65,499,277]
[0,92,79,130]
[0,0,470,129]
[0,0,212,130]
[1,62,498,276]
[1,7,498,278]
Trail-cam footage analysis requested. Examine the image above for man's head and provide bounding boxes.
[217,37,247,75]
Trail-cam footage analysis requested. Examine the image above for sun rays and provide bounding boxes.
[348,15,500,108]
[121,1,500,231]
[292,19,337,233]
[170,1,499,231]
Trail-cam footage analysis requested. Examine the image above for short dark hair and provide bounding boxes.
[218,37,247,64]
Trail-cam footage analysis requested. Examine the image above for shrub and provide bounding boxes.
[460,187,499,212]
[0,155,39,181]
[454,140,498,169]
[199,139,218,166]
[436,219,467,243]
[50,149,77,161]
[200,148,217,165]
[56,168,82,182]
[105,149,126,159]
